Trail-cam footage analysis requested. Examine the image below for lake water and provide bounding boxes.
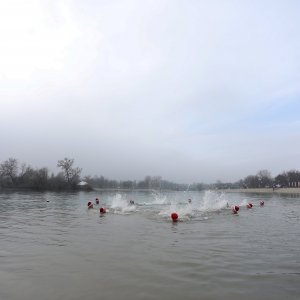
[1,190,299,300]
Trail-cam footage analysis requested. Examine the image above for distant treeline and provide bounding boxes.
[0,157,82,190]
[208,169,300,190]
[0,157,202,191]
[1,157,300,191]
[84,175,205,191]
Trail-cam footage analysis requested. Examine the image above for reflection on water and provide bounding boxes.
[0,190,299,300]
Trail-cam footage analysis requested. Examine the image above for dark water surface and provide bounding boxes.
[0,190,299,300]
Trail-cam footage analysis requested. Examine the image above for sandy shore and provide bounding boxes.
[219,187,300,195]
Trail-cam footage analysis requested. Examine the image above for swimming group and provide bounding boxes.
[87,197,134,213]
[86,197,265,222]
[229,200,264,215]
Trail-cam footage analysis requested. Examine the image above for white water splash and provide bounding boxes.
[152,193,169,205]
[110,193,137,214]
[158,190,229,221]
[197,190,228,212]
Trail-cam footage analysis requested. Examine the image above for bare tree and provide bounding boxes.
[275,172,289,187]
[57,158,82,186]
[32,167,49,189]
[0,158,18,184]
[257,169,273,187]
[243,175,259,188]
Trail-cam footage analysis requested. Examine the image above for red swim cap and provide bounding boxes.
[100,207,106,214]
[171,212,178,221]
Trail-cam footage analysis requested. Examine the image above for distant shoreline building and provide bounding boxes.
[289,181,300,187]
[77,181,92,190]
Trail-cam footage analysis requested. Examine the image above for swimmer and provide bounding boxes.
[99,207,106,214]
[87,201,93,209]
[171,212,178,222]
[260,201,264,206]
[246,203,253,209]
[129,200,135,205]
[95,198,99,205]
[188,199,192,204]
[232,205,239,214]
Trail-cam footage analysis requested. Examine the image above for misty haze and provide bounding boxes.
[1,1,300,300]
[1,1,300,183]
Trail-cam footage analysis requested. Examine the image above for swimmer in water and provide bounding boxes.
[232,205,239,214]
[129,200,135,205]
[188,199,192,204]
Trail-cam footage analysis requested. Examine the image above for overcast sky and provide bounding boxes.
[1,0,300,183]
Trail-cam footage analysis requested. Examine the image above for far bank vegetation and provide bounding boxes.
[0,157,300,192]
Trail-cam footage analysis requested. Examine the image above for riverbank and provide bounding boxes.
[219,187,300,195]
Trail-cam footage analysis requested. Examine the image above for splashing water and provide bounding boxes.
[95,190,241,221]
[151,192,169,205]
[157,190,228,221]
[110,193,137,214]
[197,190,228,212]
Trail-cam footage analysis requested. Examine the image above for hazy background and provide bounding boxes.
[1,0,300,183]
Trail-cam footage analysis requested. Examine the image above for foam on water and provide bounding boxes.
[158,201,193,221]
